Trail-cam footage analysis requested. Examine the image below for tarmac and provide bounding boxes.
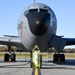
[0,58,75,75]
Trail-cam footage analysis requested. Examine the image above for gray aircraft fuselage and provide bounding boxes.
[17,3,57,51]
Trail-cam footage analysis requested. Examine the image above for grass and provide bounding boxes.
[0,52,75,58]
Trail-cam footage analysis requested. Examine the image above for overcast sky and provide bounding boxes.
[0,0,75,48]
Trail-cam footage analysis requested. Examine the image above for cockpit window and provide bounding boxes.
[24,10,29,15]
[24,9,38,16]
[40,9,48,13]
[29,9,38,13]
[24,9,48,16]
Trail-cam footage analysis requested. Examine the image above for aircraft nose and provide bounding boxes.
[25,12,50,36]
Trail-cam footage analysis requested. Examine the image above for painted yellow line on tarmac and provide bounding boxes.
[32,68,41,75]
[34,68,38,75]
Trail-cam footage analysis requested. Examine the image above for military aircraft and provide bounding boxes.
[0,3,75,62]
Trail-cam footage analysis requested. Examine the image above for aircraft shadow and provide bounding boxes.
[43,59,75,66]
[41,67,75,70]
[0,59,75,70]
[41,59,75,70]
[0,61,31,68]
[57,59,75,66]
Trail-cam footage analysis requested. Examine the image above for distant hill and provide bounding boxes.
[0,46,75,53]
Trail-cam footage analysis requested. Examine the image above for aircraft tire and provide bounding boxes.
[11,53,16,61]
[53,54,58,63]
[4,53,9,62]
[40,55,42,68]
[30,61,32,68]
[60,54,65,62]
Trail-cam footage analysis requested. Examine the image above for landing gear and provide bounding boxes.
[40,55,42,68]
[4,53,9,61]
[4,52,16,62]
[4,46,16,62]
[53,54,65,63]
[11,53,16,61]
[53,54,58,62]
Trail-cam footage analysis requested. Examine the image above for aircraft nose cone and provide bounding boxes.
[25,12,50,36]
[36,20,40,25]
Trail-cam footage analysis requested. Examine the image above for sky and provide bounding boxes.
[0,0,75,48]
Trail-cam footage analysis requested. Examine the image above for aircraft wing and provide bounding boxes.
[0,36,24,48]
[49,35,75,51]
[63,38,75,46]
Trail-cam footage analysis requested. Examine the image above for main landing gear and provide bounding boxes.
[4,52,16,62]
[4,46,16,62]
[53,53,65,63]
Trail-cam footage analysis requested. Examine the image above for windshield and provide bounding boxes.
[24,9,48,16]
[29,9,38,13]
[40,9,48,13]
